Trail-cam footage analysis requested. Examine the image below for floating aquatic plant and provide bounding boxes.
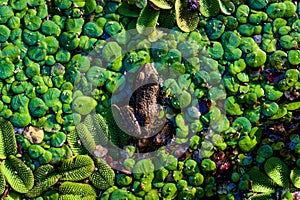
[26,164,59,198]
[59,182,97,200]
[1,155,34,193]
[59,155,94,181]
[0,117,17,159]
[125,0,230,33]
[162,183,177,199]
[89,158,115,190]
[84,113,109,146]
[0,0,298,199]
[248,157,292,199]
[264,157,290,188]
[290,167,300,189]
[0,172,5,196]
[67,128,89,156]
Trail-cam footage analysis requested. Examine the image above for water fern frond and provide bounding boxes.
[248,168,276,193]
[76,123,96,155]
[136,3,160,35]
[2,191,22,200]
[67,129,89,156]
[290,167,300,188]
[0,171,5,195]
[84,113,109,146]
[149,0,173,9]
[59,182,96,200]
[0,117,17,159]
[158,9,176,29]
[1,155,34,193]
[89,158,115,190]
[248,193,273,200]
[175,0,199,32]
[26,164,59,198]
[60,194,96,200]
[199,0,220,17]
[264,157,289,188]
[103,108,129,148]
[59,155,94,181]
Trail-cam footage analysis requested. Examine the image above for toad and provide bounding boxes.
[112,63,173,146]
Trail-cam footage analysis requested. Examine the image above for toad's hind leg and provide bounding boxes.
[111,104,141,137]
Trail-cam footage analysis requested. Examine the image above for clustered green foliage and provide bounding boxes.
[1,155,34,194]
[59,182,97,200]
[0,118,114,199]
[247,156,295,199]
[0,117,17,159]
[120,0,235,33]
[0,0,299,199]
[89,158,115,190]
[75,113,109,154]
[0,118,34,195]
[26,164,59,198]
[59,155,95,181]
[264,157,290,188]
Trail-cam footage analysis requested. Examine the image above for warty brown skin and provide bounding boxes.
[112,63,167,138]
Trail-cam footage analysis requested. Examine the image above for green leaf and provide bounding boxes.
[89,159,115,190]
[59,182,96,198]
[248,168,276,193]
[238,135,257,152]
[59,195,83,200]
[269,105,287,120]
[263,84,283,101]
[2,191,21,200]
[149,0,173,9]
[1,155,34,193]
[117,3,140,17]
[84,0,97,14]
[67,129,89,156]
[199,0,220,17]
[41,20,61,36]
[133,159,155,180]
[248,193,273,200]
[232,117,252,134]
[158,9,176,29]
[26,164,59,198]
[287,102,300,111]
[290,167,300,189]
[288,50,300,65]
[0,171,5,196]
[72,96,97,115]
[59,155,94,181]
[43,88,61,108]
[103,108,129,147]
[84,114,109,146]
[244,106,261,123]
[137,3,160,34]
[0,6,13,23]
[175,0,199,32]
[101,42,122,63]
[0,117,17,159]
[262,101,279,117]
[225,96,243,116]
[218,0,235,15]
[264,157,289,188]
[0,58,14,80]
[0,25,11,42]
[76,123,96,154]
[245,48,267,68]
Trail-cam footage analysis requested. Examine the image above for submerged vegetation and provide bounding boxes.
[0,0,299,199]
